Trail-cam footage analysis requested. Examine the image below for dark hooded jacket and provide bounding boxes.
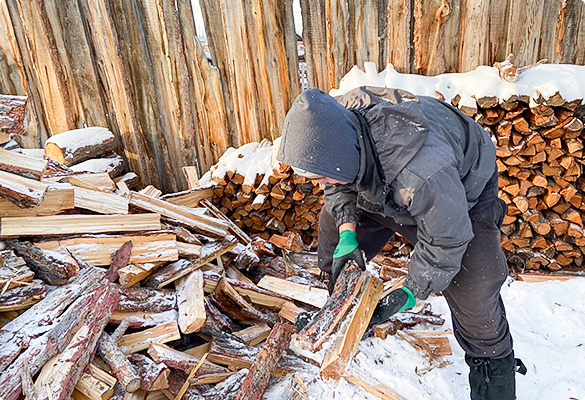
[277,86,496,299]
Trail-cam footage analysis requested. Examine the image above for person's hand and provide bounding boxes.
[328,230,365,294]
[370,287,416,325]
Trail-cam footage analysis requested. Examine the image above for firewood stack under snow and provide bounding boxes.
[200,139,324,250]
[0,111,447,399]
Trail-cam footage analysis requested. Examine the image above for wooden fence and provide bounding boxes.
[1,0,584,192]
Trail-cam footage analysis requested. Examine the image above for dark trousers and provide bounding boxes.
[317,171,514,359]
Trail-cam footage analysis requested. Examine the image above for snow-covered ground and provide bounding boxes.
[266,276,585,400]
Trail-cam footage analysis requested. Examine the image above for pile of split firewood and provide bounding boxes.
[0,112,449,399]
[202,139,323,249]
[463,92,585,271]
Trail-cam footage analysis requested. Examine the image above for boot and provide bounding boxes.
[465,351,527,400]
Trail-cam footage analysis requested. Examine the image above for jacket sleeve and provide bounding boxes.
[397,166,474,300]
[323,183,360,227]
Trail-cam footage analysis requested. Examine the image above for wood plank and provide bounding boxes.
[35,232,177,266]
[118,321,182,355]
[0,147,47,180]
[0,169,49,208]
[320,267,384,380]
[160,187,214,207]
[73,364,117,400]
[1,213,161,237]
[145,237,237,288]
[233,323,272,346]
[147,342,228,376]
[0,184,75,217]
[257,275,328,308]
[517,273,577,282]
[129,191,228,238]
[234,323,295,400]
[176,269,206,334]
[73,186,129,214]
[344,371,407,400]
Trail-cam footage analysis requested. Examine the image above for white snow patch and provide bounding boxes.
[45,127,114,153]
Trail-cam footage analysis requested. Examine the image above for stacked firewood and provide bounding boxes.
[453,93,585,271]
[202,139,324,249]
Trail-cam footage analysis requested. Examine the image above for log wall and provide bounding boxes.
[0,0,584,186]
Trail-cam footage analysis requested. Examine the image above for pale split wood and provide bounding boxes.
[0,213,161,237]
[34,232,177,266]
[73,364,116,400]
[64,172,117,192]
[182,166,200,189]
[118,321,182,355]
[73,186,129,214]
[233,323,272,346]
[320,272,384,380]
[0,169,49,208]
[0,184,74,217]
[257,275,328,309]
[343,371,407,400]
[160,187,213,208]
[175,269,206,334]
[129,191,228,238]
[0,147,48,180]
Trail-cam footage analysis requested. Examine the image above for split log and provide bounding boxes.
[293,263,364,352]
[0,169,49,208]
[44,127,117,166]
[118,287,176,313]
[6,239,79,285]
[35,232,178,267]
[105,241,133,283]
[0,267,105,373]
[176,269,206,334]
[33,283,119,400]
[204,326,304,377]
[201,199,252,245]
[0,213,161,238]
[320,263,384,380]
[118,321,181,355]
[269,232,306,253]
[233,323,272,346]
[277,301,305,323]
[160,187,214,207]
[0,95,27,142]
[97,331,141,393]
[0,250,33,290]
[204,297,234,333]
[63,172,117,192]
[73,364,117,400]
[129,191,228,238]
[108,310,179,329]
[0,148,48,180]
[192,368,248,400]
[147,342,228,376]
[212,278,273,326]
[203,273,293,311]
[0,280,46,312]
[73,186,129,214]
[0,281,118,400]
[257,275,328,309]
[144,236,238,288]
[344,372,407,400]
[234,323,295,400]
[0,184,75,217]
[127,354,169,391]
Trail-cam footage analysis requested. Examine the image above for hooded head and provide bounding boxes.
[276,88,360,183]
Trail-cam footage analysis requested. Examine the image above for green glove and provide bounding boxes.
[370,287,416,325]
[329,230,365,294]
[333,230,359,258]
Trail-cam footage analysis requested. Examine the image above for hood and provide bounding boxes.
[277,88,360,183]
